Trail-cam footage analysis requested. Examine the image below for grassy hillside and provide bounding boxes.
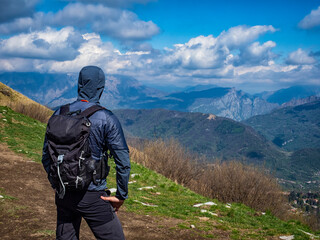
[113,108,284,167]
[1,106,319,239]
[0,82,53,123]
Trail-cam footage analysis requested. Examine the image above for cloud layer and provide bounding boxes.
[69,0,156,7]
[0,1,319,92]
[0,27,83,61]
[0,24,319,91]
[0,0,39,23]
[0,2,159,41]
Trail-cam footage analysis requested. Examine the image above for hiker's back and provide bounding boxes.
[42,66,129,240]
[47,101,109,197]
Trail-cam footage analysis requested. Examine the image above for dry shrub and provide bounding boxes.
[302,214,320,231]
[0,82,53,123]
[2,100,52,123]
[197,161,288,217]
[130,138,201,186]
[130,138,288,218]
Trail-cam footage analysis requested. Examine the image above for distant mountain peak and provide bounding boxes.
[1,72,319,121]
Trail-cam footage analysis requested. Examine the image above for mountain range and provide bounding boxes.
[1,72,319,121]
[113,101,320,191]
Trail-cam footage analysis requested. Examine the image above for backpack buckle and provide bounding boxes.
[57,154,64,164]
[79,151,85,168]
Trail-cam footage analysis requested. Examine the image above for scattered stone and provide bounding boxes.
[3,118,7,122]
[225,203,231,208]
[193,201,217,207]
[141,196,152,200]
[190,225,195,229]
[138,186,156,190]
[200,209,218,216]
[199,217,209,221]
[128,181,136,184]
[131,174,140,178]
[0,195,4,199]
[255,212,266,216]
[279,236,294,240]
[134,200,158,207]
[298,229,319,238]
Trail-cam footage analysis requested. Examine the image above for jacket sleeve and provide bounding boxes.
[112,149,131,200]
[105,113,131,200]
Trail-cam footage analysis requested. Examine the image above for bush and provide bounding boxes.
[130,138,288,218]
[130,138,202,186]
[197,161,287,217]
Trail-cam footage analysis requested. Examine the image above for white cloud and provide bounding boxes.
[70,0,156,8]
[48,33,130,73]
[234,41,277,66]
[0,27,84,61]
[162,35,225,69]
[90,9,160,41]
[218,25,277,49]
[0,3,160,41]
[298,6,320,29]
[161,25,277,70]
[0,0,39,23]
[286,48,317,65]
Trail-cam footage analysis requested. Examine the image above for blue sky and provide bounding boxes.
[0,0,319,93]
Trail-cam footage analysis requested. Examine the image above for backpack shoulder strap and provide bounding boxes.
[80,105,105,118]
[60,104,70,115]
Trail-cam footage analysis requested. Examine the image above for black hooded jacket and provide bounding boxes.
[42,66,131,200]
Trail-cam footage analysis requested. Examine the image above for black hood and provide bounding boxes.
[77,66,105,103]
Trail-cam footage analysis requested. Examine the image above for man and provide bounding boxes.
[42,66,131,240]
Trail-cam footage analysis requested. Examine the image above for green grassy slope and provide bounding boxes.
[1,105,319,239]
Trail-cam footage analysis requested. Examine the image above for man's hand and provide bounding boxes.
[101,196,124,214]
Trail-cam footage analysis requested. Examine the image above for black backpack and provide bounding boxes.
[46,104,107,199]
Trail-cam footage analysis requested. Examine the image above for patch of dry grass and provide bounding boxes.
[0,82,53,123]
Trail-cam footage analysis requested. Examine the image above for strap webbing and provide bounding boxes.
[60,104,70,115]
[80,105,105,118]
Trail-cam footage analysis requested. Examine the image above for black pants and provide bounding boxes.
[55,190,125,240]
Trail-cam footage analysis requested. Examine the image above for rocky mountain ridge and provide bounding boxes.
[1,72,319,121]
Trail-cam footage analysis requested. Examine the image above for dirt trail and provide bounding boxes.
[0,144,222,240]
